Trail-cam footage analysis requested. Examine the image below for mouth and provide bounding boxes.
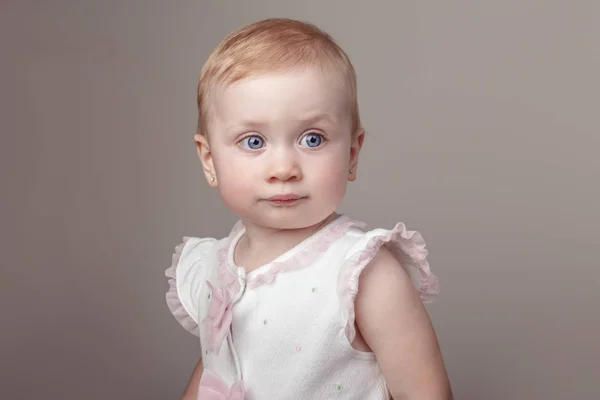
[265,194,307,205]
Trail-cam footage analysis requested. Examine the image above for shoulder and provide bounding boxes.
[165,236,223,336]
[337,220,440,342]
[354,245,421,323]
[170,236,222,284]
[341,221,439,302]
[176,237,220,280]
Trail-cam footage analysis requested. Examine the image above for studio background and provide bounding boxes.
[2,1,598,398]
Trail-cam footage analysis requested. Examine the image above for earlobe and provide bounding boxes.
[193,133,218,187]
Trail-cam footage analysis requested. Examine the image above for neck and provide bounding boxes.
[242,213,339,247]
[235,213,339,270]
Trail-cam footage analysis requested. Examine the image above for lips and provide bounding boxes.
[265,194,306,205]
[267,194,302,201]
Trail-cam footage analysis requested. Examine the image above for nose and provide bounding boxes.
[267,148,302,182]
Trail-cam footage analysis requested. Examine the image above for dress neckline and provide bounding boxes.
[221,214,365,289]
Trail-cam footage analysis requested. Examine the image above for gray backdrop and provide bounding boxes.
[2,1,598,399]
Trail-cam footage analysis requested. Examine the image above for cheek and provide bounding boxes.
[212,151,257,206]
[213,147,250,179]
[308,151,349,196]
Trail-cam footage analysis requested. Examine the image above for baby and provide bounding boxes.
[166,18,452,399]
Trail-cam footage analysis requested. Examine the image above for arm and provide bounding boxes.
[354,247,453,400]
[181,358,203,400]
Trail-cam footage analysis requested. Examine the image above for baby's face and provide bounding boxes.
[203,67,360,230]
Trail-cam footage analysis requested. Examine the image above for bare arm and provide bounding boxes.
[355,247,453,400]
[181,358,203,400]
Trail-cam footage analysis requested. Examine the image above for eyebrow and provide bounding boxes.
[224,119,268,133]
[300,113,338,126]
[225,113,338,133]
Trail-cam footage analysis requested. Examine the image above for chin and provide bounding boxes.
[265,210,338,230]
[259,216,315,230]
[236,211,321,230]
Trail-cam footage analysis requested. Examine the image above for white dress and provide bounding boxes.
[165,215,439,400]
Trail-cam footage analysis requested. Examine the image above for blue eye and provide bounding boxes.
[240,135,264,150]
[300,133,323,148]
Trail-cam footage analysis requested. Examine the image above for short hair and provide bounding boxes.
[196,18,361,137]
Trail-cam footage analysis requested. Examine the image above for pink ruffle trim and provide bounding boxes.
[245,217,365,289]
[340,223,440,342]
[165,237,200,337]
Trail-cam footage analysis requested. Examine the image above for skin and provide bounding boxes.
[196,67,362,270]
[185,67,452,399]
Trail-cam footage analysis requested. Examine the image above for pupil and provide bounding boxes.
[308,134,321,146]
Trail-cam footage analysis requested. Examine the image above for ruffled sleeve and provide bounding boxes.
[338,222,440,342]
[165,237,217,337]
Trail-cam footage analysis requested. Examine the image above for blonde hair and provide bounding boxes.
[196,18,361,137]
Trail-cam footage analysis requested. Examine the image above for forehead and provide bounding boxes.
[210,68,351,125]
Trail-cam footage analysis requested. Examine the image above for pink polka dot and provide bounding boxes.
[296,345,302,352]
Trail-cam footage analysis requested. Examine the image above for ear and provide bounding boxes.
[348,128,365,182]
[193,133,218,187]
